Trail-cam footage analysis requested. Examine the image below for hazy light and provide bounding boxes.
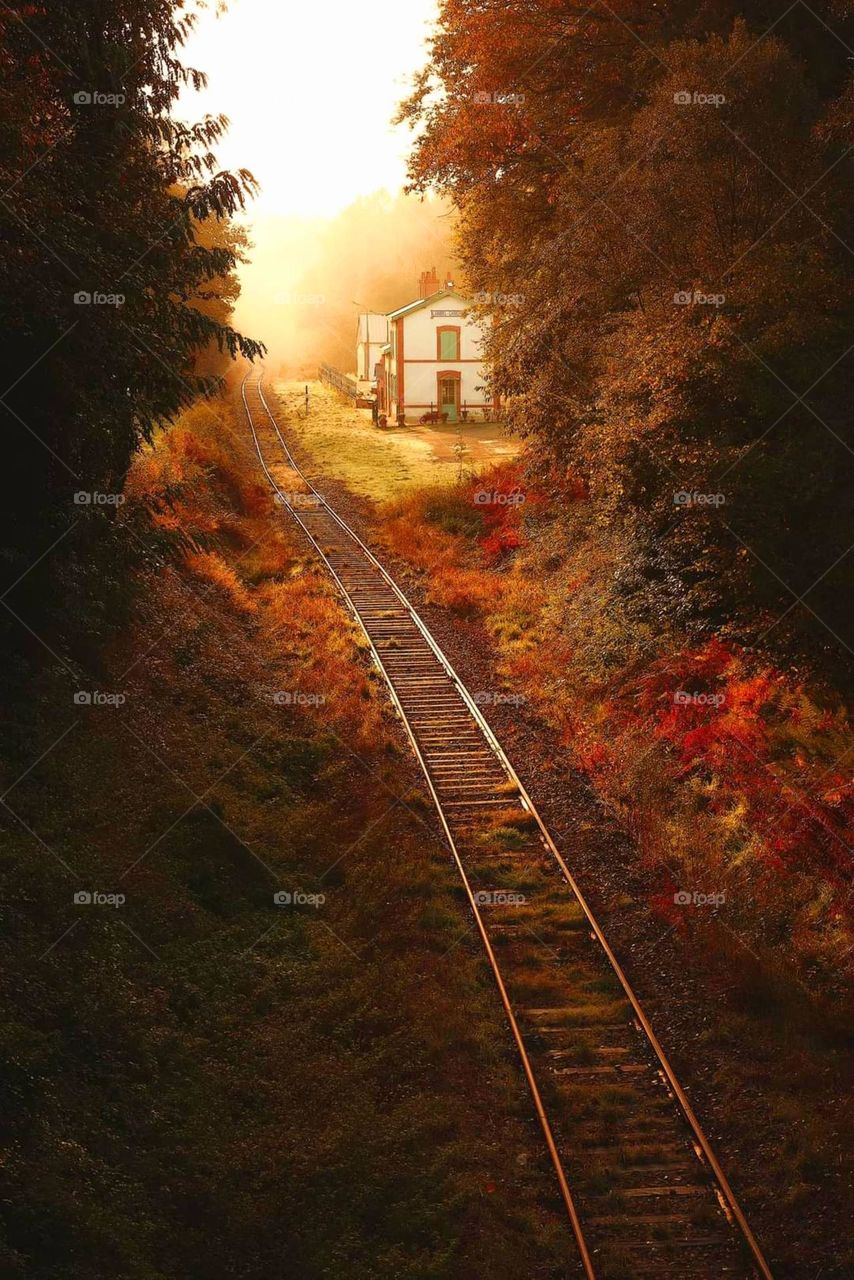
[181,0,438,217]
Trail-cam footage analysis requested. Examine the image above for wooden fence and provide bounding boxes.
[318,364,357,402]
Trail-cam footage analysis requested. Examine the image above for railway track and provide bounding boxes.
[242,371,774,1280]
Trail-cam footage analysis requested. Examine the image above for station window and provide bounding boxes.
[438,327,460,360]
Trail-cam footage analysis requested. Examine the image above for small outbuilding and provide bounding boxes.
[355,313,390,384]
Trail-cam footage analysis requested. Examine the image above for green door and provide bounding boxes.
[439,376,459,423]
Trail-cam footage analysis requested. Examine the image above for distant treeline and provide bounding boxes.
[237,191,459,377]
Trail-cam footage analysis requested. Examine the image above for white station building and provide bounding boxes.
[370,269,493,424]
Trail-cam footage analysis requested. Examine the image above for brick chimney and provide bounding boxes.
[418,266,439,299]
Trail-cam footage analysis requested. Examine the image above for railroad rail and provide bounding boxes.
[241,371,774,1280]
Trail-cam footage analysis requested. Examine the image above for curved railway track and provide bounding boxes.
[242,371,774,1280]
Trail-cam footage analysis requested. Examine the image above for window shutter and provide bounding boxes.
[439,329,459,360]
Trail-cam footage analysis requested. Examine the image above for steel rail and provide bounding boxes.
[242,372,594,1275]
[241,371,774,1280]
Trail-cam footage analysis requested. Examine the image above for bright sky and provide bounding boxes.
[181,0,438,217]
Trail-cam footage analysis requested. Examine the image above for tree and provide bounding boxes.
[401,2,854,676]
[0,0,264,569]
[187,209,254,382]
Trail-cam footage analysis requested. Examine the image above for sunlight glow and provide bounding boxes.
[182,0,438,217]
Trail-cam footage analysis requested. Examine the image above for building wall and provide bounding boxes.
[376,354,388,412]
[394,292,492,419]
[356,339,387,382]
[402,362,488,413]
[388,318,401,410]
[401,295,479,360]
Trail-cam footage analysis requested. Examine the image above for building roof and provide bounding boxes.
[387,287,470,321]
[356,313,389,343]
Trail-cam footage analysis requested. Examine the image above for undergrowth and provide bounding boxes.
[380,462,853,1000]
[0,390,570,1280]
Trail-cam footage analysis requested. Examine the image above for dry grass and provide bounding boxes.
[0,384,581,1280]
[185,549,258,614]
[269,380,519,504]
[376,464,854,1000]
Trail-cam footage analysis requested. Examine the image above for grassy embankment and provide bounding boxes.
[252,378,853,1272]
[368,457,853,1265]
[377,463,853,997]
[0,386,571,1280]
[267,377,853,994]
[279,383,853,1003]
